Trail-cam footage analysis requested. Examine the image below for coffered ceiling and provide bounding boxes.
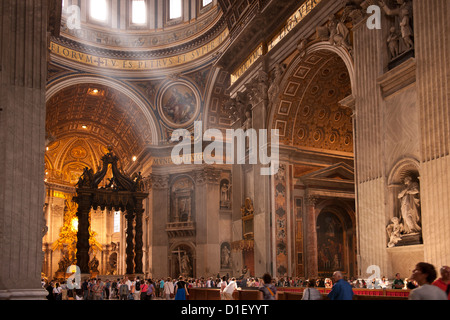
[46,83,153,168]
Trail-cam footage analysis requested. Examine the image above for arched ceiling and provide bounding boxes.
[272,50,353,154]
[46,83,153,168]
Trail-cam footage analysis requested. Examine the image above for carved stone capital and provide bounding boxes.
[306,196,319,207]
[194,167,221,185]
[150,174,170,189]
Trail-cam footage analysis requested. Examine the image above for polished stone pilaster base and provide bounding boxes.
[0,289,48,300]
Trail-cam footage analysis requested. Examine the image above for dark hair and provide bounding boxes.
[307,279,316,288]
[262,273,272,284]
[416,262,438,284]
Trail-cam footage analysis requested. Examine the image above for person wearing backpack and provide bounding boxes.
[259,274,277,300]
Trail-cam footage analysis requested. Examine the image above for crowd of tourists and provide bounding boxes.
[42,262,449,301]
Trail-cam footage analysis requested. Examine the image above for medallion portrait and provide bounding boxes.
[159,83,199,127]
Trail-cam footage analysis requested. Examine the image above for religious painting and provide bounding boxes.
[159,83,199,127]
[317,212,344,275]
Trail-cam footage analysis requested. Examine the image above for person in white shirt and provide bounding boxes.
[409,262,448,300]
[301,279,322,300]
[164,277,175,300]
[223,277,238,300]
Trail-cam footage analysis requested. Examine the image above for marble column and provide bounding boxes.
[0,0,60,300]
[305,196,319,278]
[195,167,221,277]
[414,0,450,267]
[125,206,135,276]
[134,197,145,275]
[150,174,170,278]
[75,192,91,274]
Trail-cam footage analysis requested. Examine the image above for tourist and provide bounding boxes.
[60,281,68,300]
[132,277,140,300]
[432,265,450,300]
[92,279,102,300]
[392,273,404,289]
[301,279,322,300]
[53,282,62,300]
[223,277,238,300]
[129,279,135,300]
[81,278,89,300]
[105,279,111,300]
[46,281,54,300]
[327,271,354,300]
[408,262,447,300]
[147,279,156,300]
[164,277,174,300]
[219,276,227,300]
[159,278,165,298]
[175,276,189,300]
[139,280,148,300]
[259,273,277,300]
[119,280,129,300]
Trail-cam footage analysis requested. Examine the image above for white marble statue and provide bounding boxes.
[398,175,421,234]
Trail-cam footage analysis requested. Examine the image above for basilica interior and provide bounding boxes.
[0,0,449,299]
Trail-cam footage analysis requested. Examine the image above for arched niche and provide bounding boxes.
[170,175,195,223]
[168,242,196,279]
[268,44,354,155]
[315,200,356,278]
[219,178,231,210]
[386,158,422,247]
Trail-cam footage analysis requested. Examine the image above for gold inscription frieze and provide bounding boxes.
[50,29,229,71]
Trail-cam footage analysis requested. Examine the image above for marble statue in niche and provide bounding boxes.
[379,0,414,49]
[221,242,231,269]
[379,0,414,64]
[387,26,400,59]
[386,174,421,247]
[220,179,231,209]
[398,175,421,234]
[180,253,192,276]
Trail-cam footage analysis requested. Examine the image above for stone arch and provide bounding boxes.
[168,241,196,279]
[46,74,160,145]
[268,42,354,154]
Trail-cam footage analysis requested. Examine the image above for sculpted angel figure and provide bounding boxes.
[386,217,404,247]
